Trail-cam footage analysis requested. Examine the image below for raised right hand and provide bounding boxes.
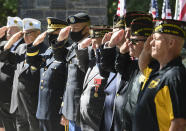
[0,26,7,39]
[57,26,71,42]
[4,31,23,50]
[33,31,47,46]
[102,32,112,44]
[119,39,130,54]
[109,29,124,48]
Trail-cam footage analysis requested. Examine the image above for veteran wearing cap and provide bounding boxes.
[134,19,186,131]
[57,12,90,131]
[77,25,112,131]
[0,16,24,131]
[1,18,46,131]
[26,17,68,131]
[98,15,125,131]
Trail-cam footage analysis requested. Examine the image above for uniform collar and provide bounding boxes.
[157,56,182,74]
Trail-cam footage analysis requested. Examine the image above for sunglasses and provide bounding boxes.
[129,38,147,45]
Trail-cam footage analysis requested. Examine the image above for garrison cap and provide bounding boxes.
[89,25,112,38]
[23,18,41,31]
[131,15,153,37]
[67,13,90,24]
[124,11,151,27]
[7,16,23,28]
[154,19,186,39]
[113,15,125,29]
[47,17,68,33]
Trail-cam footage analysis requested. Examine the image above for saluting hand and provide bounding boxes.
[4,31,23,50]
[109,29,124,48]
[79,37,92,49]
[119,39,130,54]
[102,32,112,44]
[33,31,47,47]
[0,26,7,39]
[57,26,71,42]
[143,35,153,55]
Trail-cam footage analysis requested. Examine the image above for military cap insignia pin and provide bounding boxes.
[69,17,75,23]
[14,20,18,24]
[29,22,33,26]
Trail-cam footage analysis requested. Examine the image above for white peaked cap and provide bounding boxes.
[7,16,23,28]
[23,18,41,31]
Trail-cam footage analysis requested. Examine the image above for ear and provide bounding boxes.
[82,25,89,34]
[168,39,175,49]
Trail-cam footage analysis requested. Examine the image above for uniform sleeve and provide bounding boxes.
[26,43,42,69]
[0,45,17,64]
[166,69,186,119]
[75,46,89,73]
[51,40,69,62]
[115,51,131,75]
[98,45,117,73]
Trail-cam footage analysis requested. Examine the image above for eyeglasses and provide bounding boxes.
[129,38,147,45]
[24,31,35,36]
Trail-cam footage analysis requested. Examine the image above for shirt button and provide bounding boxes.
[40,86,44,89]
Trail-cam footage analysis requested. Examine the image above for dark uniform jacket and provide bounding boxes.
[60,41,86,124]
[0,42,46,119]
[26,41,68,120]
[0,39,24,103]
[98,46,146,131]
[77,47,108,131]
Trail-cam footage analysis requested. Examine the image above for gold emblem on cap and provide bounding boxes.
[69,17,75,23]
[14,20,18,24]
[48,19,51,25]
[29,22,33,26]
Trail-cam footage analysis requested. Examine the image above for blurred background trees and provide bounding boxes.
[0,0,18,26]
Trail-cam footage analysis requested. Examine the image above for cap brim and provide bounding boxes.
[47,28,56,33]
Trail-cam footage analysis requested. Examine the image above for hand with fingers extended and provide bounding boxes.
[57,26,71,42]
[0,26,7,39]
[119,39,130,54]
[4,31,23,50]
[108,29,125,48]
[78,37,92,49]
[60,115,69,126]
[143,35,153,55]
[33,31,47,47]
[102,32,112,45]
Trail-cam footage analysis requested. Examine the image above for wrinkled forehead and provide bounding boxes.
[7,26,21,31]
[23,29,39,33]
[153,33,167,40]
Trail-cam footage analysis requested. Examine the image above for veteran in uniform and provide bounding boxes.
[26,17,68,131]
[98,15,125,131]
[134,19,186,131]
[0,16,24,131]
[98,11,152,131]
[0,18,46,131]
[77,25,112,131]
[58,13,90,131]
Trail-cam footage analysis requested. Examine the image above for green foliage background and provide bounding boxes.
[0,0,18,26]
[108,0,176,25]
[0,0,176,26]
